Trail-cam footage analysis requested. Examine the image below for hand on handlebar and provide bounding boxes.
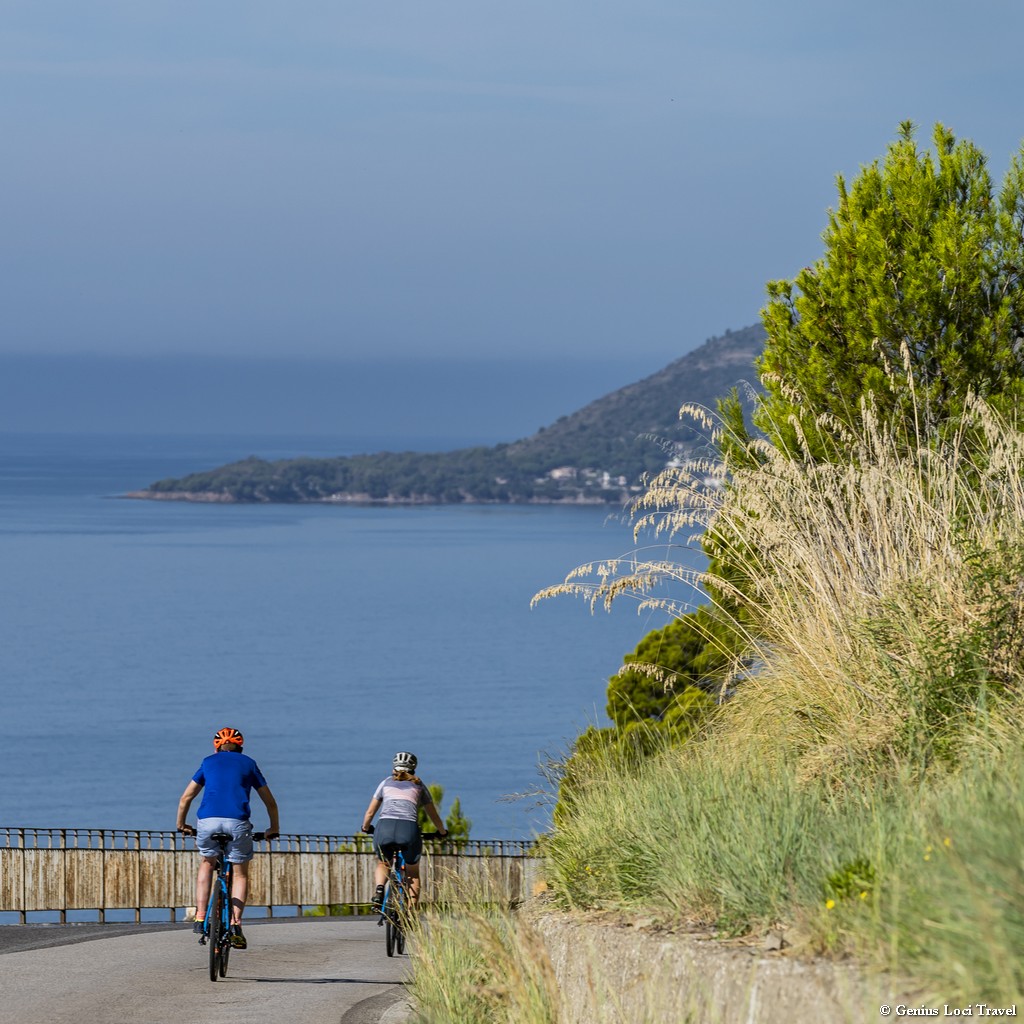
[362,823,375,834]
[262,830,279,841]
[178,824,196,837]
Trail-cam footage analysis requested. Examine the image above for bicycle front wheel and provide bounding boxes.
[219,930,230,977]
[385,915,398,957]
[208,886,224,982]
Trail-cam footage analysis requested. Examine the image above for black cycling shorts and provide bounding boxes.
[373,818,423,864]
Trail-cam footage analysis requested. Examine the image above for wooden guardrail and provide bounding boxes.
[0,828,540,923]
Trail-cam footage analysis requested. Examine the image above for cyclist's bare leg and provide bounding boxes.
[195,857,217,921]
[406,861,421,907]
[374,859,389,889]
[230,861,249,925]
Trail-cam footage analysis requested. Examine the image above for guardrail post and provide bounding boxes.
[18,827,26,921]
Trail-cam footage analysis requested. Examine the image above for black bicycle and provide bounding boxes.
[183,827,267,981]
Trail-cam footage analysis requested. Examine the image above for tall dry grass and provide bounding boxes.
[408,388,1024,1015]
[541,714,1024,1002]
[408,908,561,1024]
[703,397,1024,779]
[539,393,1024,780]
[531,390,1024,1003]
[408,901,718,1024]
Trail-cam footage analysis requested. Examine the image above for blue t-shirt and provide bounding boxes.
[192,751,268,820]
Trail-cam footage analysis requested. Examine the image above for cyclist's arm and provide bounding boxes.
[176,780,202,832]
[256,785,280,839]
[361,796,382,832]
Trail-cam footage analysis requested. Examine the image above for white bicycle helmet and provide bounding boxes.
[393,751,418,772]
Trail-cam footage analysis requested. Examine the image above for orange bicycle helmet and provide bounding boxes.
[213,727,244,750]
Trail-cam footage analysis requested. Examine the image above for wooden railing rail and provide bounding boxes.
[0,828,540,923]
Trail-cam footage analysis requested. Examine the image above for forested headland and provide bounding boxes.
[133,325,764,504]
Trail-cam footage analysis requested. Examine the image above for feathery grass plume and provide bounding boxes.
[540,387,1024,779]
[707,391,1024,776]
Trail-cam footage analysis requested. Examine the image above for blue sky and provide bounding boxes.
[2,0,1022,362]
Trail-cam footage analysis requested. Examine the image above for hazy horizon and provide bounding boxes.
[3,2,1021,366]
[0,349,694,440]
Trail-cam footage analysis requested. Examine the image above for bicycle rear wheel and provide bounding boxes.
[208,885,224,981]
[383,881,397,957]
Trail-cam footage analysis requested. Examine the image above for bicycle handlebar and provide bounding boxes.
[180,826,446,842]
[177,826,278,841]
[359,825,450,840]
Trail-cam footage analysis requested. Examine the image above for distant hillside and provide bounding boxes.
[136,325,765,505]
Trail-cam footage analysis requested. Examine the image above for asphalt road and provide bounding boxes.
[0,918,413,1024]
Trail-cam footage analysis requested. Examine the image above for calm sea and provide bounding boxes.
[0,433,703,840]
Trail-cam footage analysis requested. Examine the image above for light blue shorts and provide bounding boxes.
[196,817,254,863]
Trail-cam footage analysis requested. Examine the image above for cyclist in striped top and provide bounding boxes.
[361,751,447,910]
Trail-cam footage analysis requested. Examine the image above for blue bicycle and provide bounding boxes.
[374,831,446,957]
[379,848,408,957]
[185,828,266,981]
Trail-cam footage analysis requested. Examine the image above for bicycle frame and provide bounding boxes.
[199,832,235,981]
[186,827,266,980]
[379,849,407,957]
[372,829,446,956]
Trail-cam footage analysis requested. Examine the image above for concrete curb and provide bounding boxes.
[378,999,415,1023]
[339,988,415,1024]
[532,911,904,1024]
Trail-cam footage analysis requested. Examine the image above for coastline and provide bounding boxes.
[121,489,617,506]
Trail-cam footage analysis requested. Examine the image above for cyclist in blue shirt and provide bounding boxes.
[176,727,280,949]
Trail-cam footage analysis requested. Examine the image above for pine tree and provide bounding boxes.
[418,783,470,840]
[444,798,472,842]
[751,122,1024,456]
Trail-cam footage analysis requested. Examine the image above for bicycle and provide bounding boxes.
[379,847,408,957]
[375,830,446,957]
[182,827,266,981]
